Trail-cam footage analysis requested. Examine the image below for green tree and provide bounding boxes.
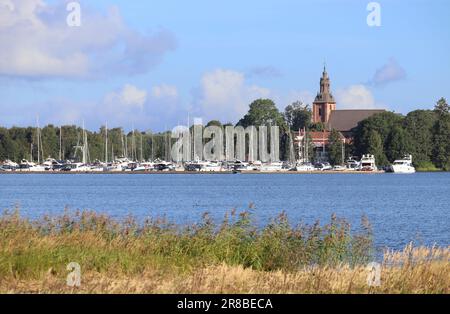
[434,97,449,115]
[433,112,450,170]
[385,126,413,161]
[283,101,311,131]
[328,129,344,165]
[352,111,404,163]
[238,99,286,130]
[238,99,288,160]
[206,120,223,128]
[366,130,387,166]
[404,110,437,165]
[310,122,325,132]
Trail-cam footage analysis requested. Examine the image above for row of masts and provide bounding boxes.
[31,118,315,165]
[34,122,160,164]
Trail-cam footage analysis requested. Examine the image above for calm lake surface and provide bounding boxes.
[0,173,449,252]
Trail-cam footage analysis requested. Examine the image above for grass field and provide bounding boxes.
[0,208,448,294]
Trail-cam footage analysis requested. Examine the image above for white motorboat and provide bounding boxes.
[18,159,46,172]
[0,160,18,171]
[332,165,347,171]
[358,154,377,172]
[346,157,360,170]
[295,162,315,172]
[64,163,91,172]
[260,162,283,172]
[390,155,416,174]
[200,161,223,172]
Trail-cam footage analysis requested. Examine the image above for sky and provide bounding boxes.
[0,0,449,131]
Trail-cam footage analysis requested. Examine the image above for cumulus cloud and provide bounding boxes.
[104,84,147,109]
[336,85,377,109]
[370,58,406,86]
[152,84,178,100]
[0,0,176,78]
[101,84,183,130]
[195,69,271,123]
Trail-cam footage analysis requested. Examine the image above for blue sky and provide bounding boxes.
[0,0,449,131]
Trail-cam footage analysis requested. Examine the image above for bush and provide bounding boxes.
[415,161,441,172]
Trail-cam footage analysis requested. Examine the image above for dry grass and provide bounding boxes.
[0,209,448,294]
[1,247,448,294]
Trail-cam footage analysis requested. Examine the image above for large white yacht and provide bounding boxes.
[390,155,416,174]
[358,154,377,172]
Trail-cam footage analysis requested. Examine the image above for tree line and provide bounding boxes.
[0,98,449,170]
[0,126,173,163]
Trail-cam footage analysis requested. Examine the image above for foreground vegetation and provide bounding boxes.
[0,209,448,293]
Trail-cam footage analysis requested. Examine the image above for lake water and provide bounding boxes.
[0,173,449,252]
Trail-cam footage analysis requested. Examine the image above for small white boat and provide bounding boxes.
[260,162,283,172]
[295,162,315,172]
[332,165,347,171]
[200,161,222,172]
[346,157,360,170]
[18,160,46,172]
[390,155,416,174]
[358,154,377,172]
[68,163,92,172]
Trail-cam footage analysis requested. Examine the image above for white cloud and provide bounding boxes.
[196,69,271,123]
[0,0,176,78]
[336,85,377,109]
[104,84,147,110]
[371,58,406,86]
[152,84,178,100]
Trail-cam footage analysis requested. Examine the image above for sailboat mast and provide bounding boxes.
[125,134,128,159]
[36,116,42,164]
[305,128,309,163]
[82,121,88,164]
[140,133,143,161]
[105,122,108,163]
[36,118,39,164]
[151,133,154,161]
[132,127,136,161]
[59,126,62,160]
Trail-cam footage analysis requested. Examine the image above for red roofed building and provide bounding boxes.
[293,67,385,162]
[312,66,385,137]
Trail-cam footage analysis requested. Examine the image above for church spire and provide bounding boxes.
[316,65,334,103]
[313,65,336,124]
[322,61,329,80]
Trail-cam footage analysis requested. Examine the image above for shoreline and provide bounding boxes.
[0,170,388,175]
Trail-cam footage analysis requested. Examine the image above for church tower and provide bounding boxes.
[312,66,336,124]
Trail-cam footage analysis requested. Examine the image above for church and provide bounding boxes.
[294,67,385,160]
